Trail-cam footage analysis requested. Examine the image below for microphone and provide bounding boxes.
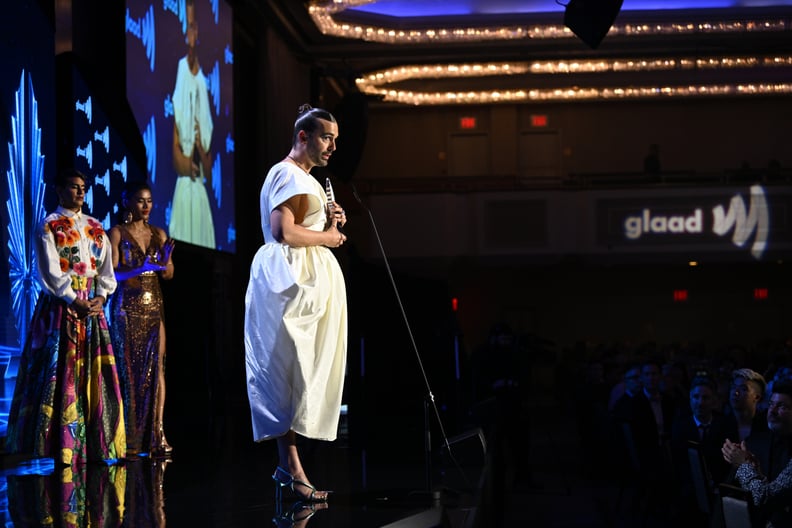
[325,177,335,215]
[325,177,344,235]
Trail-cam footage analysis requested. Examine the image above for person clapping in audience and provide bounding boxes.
[722,379,792,528]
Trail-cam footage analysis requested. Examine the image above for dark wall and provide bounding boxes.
[355,98,792,180]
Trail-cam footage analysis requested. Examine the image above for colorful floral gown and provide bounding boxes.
[6,462,126,527]
[4,206,126,465]
[109,224,167,455]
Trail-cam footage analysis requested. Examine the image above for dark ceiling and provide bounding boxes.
[239,1,792,103]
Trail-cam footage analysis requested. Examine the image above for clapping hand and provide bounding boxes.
[140,239,175,273]
[722,439,758,467]
[157,238,176,265]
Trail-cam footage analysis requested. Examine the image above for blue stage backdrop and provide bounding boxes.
[0,1,56,439]
[126,0,235,253]
[57,54,147,233]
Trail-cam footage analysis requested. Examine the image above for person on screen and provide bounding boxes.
[244,104,348,502]
[108,180,175,458]
[4,168,125,465]
[170,0,215,248]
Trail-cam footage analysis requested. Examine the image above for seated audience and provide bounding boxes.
[607,363,631,412]
[612,360,678,515]
[662,360,691,413]
[763,363,792,412]
[671,375,738,525]
[722,379,792,528]
[576,360,614,476]
[728,368,768,441]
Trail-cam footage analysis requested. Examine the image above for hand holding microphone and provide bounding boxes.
[325,177,347,247]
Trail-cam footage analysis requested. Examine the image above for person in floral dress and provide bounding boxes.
[5,168,126,465]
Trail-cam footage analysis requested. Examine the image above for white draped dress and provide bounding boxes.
[244,162,348,441]
[169,56,215,249]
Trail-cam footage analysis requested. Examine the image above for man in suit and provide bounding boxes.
[612,360,678,517]
[671,375,738,525]
[613,360,678,465]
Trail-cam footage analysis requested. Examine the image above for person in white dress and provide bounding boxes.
[244,104,348,502]
[170,0,215,249]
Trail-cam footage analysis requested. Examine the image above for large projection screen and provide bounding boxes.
[126,0,235,252]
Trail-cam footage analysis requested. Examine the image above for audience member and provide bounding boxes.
[723,378,792,527]
[670,375,738,525]
[728,368,768,441]
[609,363,641,412]
[471,323,530,481]
[714,356,738,413]
[662,360,690,413]
[575,360,611,475]
[640,359,678,447]
[643,143,661,176]
[611,360,678,516]
[742,379,792,484]
[763,363,792,412]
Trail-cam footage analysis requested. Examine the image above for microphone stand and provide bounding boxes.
[349,183,469,499]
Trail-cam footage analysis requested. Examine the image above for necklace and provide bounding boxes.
[286,155,308,173]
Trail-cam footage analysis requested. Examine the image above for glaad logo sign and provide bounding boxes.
[623,186,770,259]
[712,185,769,259]
[625,209,703,239]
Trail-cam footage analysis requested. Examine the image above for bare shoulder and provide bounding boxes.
[108,225,122,241]
[153,224,169,240]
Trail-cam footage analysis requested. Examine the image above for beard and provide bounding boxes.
[768,421,791,435]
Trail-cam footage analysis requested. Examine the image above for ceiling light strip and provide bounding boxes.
[355,56,792,90]
[359,83,792,105]
[309,2,790,44]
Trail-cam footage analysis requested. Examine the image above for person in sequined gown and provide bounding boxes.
[4,168,125,465]
[109,181,175,457]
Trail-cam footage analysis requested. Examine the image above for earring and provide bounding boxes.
[123,211,133,224]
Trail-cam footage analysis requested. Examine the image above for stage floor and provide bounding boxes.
[0,408,486,528]
[0,394,686,527]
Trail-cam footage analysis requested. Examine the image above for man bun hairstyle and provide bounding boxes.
[293,103,336,144]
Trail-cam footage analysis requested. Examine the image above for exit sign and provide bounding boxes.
[531,114,548,127]
[460,116,476,129]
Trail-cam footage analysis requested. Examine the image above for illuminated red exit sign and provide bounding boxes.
[673,289,688,302]
[459,117,476,129]
[531,114,548,127]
